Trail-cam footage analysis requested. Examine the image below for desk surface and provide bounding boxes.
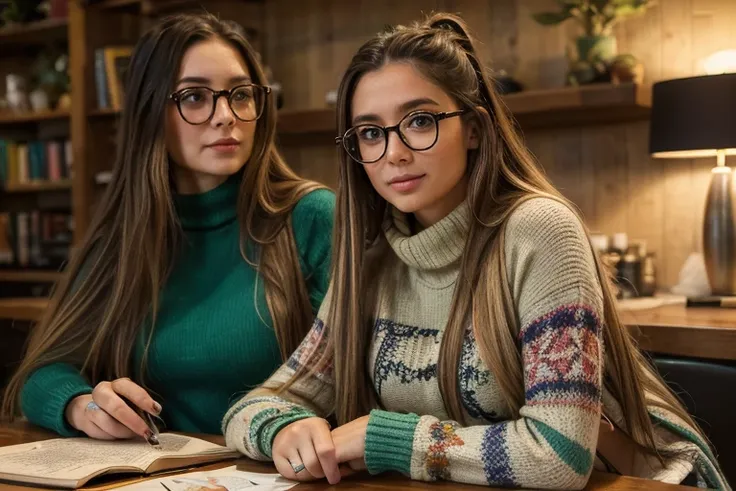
[619,304,736,361]
[0,422,696,491]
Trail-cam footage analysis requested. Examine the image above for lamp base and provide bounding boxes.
[703,167,736,295]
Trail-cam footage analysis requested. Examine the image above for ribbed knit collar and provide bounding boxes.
[384,201,470,271]
[174,173,240,231]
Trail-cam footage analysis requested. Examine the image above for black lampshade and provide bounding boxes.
[649,73,736,158]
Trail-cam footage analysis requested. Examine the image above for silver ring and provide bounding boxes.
[290,462,305,474]
[86,401,100,411]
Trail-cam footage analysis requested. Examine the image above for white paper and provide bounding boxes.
[118,466,297,491]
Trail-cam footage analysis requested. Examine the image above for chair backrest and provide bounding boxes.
[652,355,736,485]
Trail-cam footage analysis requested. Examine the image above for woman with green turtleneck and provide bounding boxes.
[3,14,334,440]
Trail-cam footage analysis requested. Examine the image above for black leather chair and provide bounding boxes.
[652,355,736,485]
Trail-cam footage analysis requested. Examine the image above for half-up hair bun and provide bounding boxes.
[428,14,467,36]
[426,13,475,53]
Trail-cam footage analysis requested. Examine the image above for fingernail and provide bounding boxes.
[152,402,162,414]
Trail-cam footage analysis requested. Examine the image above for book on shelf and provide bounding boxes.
[0,211,72,269]
[95,45,134,110]
[0,138,72,188]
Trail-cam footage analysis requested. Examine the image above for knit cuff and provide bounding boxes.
[258,407,317,458]
[365,409,420,476]
[21,365,93,437]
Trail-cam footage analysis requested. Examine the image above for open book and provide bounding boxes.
[0,434,240,489]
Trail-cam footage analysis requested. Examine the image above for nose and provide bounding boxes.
[384,129,412,166]
[210,95,235,128]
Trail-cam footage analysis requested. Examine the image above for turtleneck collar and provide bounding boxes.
[174,173,240,231]
[384,201,470,271]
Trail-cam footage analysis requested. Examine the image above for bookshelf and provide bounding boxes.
[0,15,73,295]
[0,17,68,47]
[0,110,69,125]
[0,270,62,283]
[3,180,73,193]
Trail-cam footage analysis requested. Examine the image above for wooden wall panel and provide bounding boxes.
[264,0,736,289]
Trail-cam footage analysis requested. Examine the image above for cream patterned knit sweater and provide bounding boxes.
[223,198,729,490]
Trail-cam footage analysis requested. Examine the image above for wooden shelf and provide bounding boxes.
[276,83,651,143]
[3,180,72,193]
[0,17,68,47]
[0,110,70,125]
[85,0,260,14]
[0,297,48,322]
[0,270,62,283]
[89,108,121,117]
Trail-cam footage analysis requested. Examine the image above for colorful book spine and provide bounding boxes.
[47,141,62,181]
[95,49,110,110]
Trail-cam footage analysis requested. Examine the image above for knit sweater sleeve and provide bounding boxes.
[21,363,93,437]
[364,198,604,489]
[222,288,336,460]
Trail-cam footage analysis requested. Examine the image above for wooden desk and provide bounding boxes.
[1,299,734,360]
[0,422,697,491]
[620,304,736,361]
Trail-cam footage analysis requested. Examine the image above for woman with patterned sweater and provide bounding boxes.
[222,13,729,490]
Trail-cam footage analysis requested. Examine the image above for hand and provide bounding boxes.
[331,415,369,471]
[65,377,161,441]
[271,417,343,485]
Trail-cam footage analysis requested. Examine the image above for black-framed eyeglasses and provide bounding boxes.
[169,84,271,125]
[335,109,469,164]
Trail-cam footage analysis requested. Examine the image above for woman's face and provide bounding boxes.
[349,62,478,227]
[165,38,257,194]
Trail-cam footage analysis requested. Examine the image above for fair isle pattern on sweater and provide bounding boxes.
[223,198,729,490]
[522,304,601,414]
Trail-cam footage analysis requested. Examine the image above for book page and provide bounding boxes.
[0,434,230,482]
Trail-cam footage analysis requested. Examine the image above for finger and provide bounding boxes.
[311,427,340,485]
[110,378,161,415]
[92,382,150,438]
[297,443,325,480]
[85,401,136,439]
[272,453,295,480]
[77,416,117,440]
[274,452,317,482]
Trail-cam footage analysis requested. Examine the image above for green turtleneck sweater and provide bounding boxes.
[20,175,335,436]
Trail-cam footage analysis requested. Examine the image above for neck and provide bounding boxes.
[173,167,230,195]
[174,172,241,230]
[414,174,469,228]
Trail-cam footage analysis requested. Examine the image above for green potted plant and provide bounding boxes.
[1,0,46,25]
[533,0,651,85]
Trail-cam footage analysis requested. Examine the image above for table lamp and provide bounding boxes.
[649,73,736,295]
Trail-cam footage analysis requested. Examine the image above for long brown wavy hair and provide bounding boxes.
[285,12,708,462]
[2,13,322,418]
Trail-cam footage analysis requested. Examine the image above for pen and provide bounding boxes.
[120,395,162,446]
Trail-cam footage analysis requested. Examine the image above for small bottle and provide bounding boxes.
[640,253,657,297]
[617,245,642,299]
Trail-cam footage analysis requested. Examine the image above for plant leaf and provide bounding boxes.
[532,11,574,25]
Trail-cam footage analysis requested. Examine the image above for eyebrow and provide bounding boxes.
[352,97,441,125]
[176,75,252,87]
